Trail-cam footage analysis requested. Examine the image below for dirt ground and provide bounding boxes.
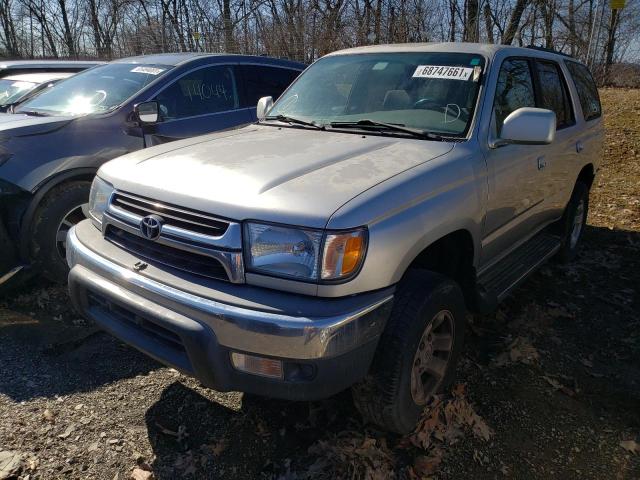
[1,88,639,480]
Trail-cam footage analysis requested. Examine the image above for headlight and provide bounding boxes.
[88,176,114,227]
[244,222,367,282]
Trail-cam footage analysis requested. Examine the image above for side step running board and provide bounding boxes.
[476,232,561,312]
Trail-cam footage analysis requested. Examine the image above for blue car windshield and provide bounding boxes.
[267,52,485,136]
[16,63,172,116]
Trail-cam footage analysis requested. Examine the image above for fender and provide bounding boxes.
[18,167,97,260]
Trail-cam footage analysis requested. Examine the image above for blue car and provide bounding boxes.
[0,53,305,285]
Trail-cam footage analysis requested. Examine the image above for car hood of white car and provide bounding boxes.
[99,124,455,228]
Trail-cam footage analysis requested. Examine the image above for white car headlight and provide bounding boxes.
[88,176,114,227]
[244,222,367,282]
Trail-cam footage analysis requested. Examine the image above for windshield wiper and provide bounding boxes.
[329,119,445,140]
[264,114,324,130]
[18,110,50,117]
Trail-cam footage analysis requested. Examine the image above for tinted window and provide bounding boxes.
[156,65,239,120]
[493,58,536,134]
[566,61,601,121]
[242,65,300,105]
[536,60,574,129]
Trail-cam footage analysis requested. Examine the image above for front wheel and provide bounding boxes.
[352,270,465,434]
[30,181,91,283]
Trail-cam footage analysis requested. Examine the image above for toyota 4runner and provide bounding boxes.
[66,43,603,433]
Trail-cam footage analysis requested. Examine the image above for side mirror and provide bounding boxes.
[135,101,160,125]
[496,107,555,146]
[256,96,273,121]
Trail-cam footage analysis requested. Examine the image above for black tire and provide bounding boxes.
[30,181,91,283]
[352,269,465,434]
[555,181,589,263]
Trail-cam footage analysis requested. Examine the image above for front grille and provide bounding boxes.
[111,192,229,237]
[105,226,229,281]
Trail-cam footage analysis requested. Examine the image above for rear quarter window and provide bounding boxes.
[565,61,602,121]
[535,60,574,129]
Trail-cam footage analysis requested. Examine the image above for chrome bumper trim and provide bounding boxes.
[67,226,392,359]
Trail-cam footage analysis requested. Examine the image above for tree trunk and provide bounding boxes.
[57,0,76,57]
[464,0,479,42]
[502,0,529,45]
[604,8,620,84]
[223,0,234,52]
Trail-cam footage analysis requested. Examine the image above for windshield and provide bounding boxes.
[268,52,485,136]
[0,79,37,106]
[16,63,172,116]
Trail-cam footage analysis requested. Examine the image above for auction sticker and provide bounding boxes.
[131,66,165,75]
[413,65,473,80]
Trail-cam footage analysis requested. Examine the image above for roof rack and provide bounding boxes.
[526,45,574,58]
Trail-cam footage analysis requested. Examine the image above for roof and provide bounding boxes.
[0,60,103,69]
[2,72,75,83]
[327,42,571,60]
[112,52,214,66]
[112,52,306,69]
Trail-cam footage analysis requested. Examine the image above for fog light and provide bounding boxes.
[231,352,283,379]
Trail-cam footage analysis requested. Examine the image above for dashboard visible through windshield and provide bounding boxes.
[267,52,485,137]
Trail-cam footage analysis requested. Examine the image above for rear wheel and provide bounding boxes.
[30,181,91,283]
[555,181,589,263]
[352,270,465,434]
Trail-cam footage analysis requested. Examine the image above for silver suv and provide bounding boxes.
[67,43,603,433]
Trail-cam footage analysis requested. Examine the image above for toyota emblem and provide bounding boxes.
[140,214,164,241]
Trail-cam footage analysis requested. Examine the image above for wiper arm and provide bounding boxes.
[329,119,445,140]
[264,114,324,130]
[17,110,49,117]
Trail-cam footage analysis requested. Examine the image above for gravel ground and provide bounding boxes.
[0,88,639,480]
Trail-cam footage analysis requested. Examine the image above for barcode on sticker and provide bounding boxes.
[131,66,165,75]
[413,65,473,80]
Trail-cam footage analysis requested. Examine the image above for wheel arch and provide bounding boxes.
[18,168,97,259]
[576,163,595,190]
[401,228,477,307]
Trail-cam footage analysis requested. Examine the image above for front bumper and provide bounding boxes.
[67,221,393,400]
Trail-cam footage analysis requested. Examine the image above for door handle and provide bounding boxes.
[537,156,547,170]
[576,141,584,153]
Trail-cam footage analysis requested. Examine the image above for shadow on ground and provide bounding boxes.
[0,282,160,402]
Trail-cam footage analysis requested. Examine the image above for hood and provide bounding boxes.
[0,112,75,138]
[100,125,454,228]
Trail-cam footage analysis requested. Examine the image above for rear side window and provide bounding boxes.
[241,65,300,106]
[565,61,602,121]
[155,65,239,120]
[493,58,536,134]
[535,60,574,129]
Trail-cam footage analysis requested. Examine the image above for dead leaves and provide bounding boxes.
[407,385,493,478]
[0,451,22,480]
[493,336,540,367]
[130,466,154,480]
[411,385,493,450]
[619,439,639,454]
[412,450,443,477]
[542,375,577,397]
[305,435,396,480]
